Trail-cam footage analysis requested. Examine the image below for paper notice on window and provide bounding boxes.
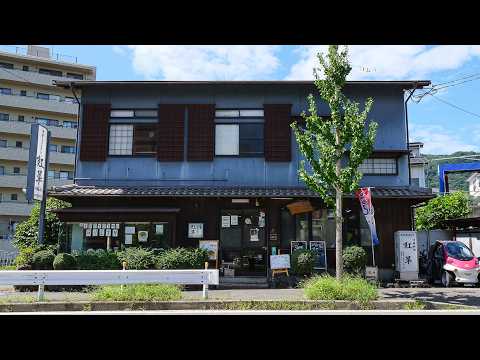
[230,215,238,226]
[105,229,112,237]
[112,229,118,237]
[99,228,105,237]
[222,216,231,228]
[250,228,259,242]
[92,228,98,237]
[85,229,91,237]
[125,234,133,245]
[125,226,135,234]
[155,224,164,235]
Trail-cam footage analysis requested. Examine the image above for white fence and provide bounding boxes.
[0,251,16,267]
[0,269,220,301]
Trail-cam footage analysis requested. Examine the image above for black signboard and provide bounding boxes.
[309,241,327,270]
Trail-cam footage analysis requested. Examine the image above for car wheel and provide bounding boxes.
[441,271,453,288]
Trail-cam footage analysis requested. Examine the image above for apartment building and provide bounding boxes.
[0,45,95,252]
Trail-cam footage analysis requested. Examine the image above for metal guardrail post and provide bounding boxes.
[37,284,45,302]
[203,262,209,300]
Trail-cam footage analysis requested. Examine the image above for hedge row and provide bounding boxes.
[15,247,209,271]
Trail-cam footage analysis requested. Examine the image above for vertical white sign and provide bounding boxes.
[33,125,48,201]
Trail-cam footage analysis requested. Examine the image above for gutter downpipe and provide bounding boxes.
[405,83,419,187]
[70,84,81,185]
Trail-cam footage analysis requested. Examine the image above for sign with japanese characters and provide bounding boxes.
[26,124,49,202]
[395,231,419,274]
[188,223,204,238]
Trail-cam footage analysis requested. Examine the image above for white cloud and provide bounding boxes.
[410,124,478,154]
[116,45,280,80]
[286,45,480,80]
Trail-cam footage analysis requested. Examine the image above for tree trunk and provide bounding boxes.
[335,131,343,280]
[335,186,343,280]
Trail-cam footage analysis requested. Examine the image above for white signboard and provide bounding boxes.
[270,255,291,270]
[125,234,133,245]
[138,231,148,242]
[221,216,230,228]
[125,226,136,234]
[188,223,204,238]
[230,215,239,226]
[199,240,219,261]
[33,125,48,201]
[394,231,419,280]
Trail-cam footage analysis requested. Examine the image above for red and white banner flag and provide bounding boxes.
[355,187,380,246]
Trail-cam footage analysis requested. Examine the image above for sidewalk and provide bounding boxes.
[2,287,480,306]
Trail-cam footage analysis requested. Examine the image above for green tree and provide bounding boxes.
[415,191,471,230]
[292,45,378,279]
[13,197,71,251]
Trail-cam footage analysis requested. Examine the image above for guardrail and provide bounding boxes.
[0,269,220,301]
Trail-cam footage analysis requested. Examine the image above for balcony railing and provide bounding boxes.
[0,45,79,64]
[0,89,78,105]
[0,92,78,115]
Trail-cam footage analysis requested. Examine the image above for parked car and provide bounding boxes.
[426,240,480,287]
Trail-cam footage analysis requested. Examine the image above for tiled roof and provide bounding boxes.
[49,184,434,199]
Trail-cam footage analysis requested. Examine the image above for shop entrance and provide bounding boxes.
[219,208,267,277]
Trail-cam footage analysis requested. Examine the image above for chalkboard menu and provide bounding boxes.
[291,241,308,254]
[309,241,327,270]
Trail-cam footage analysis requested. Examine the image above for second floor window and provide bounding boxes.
[0,113,9,122]
[15,141,22,148]
[49,144,58,152]
[0,62,14,69]
[214,109,264,157]
[39,68,63,77]
[0,88,12,95]
[108,124,156,156]
[0,140,6,148]
[358,158,397,175]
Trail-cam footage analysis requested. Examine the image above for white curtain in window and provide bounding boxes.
[215,124,239,155]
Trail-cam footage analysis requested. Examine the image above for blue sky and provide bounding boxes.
[3,45,479,155]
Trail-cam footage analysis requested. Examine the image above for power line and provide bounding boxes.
[429,93,480,119]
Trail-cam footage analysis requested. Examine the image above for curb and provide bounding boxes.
[0,299,431,312]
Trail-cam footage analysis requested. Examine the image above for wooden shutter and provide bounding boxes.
[187,104,215,161]
[157,104,185,161]
[79,103,110,161]
[264,104,292,162]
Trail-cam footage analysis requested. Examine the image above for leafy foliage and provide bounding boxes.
[303,274,378,304]
[291,249,316,276]
[155,248,209,270]
[53,253,77,270]
[72,249,121,270]
[291,45,378,209]
[91,284,182,302]
[116,247,157,270]
[31,249,55,270]
[13,198,71,250]
[343,246,368,275]
[415,191,471,230]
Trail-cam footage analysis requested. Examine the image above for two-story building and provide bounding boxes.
[49,80,433,281]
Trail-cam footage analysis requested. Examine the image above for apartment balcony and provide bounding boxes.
[0,67,66,88]
[0,146,75,165]
[0,175,72,189]
[0,93,77,116]
[0,120,77,140]
[0,201,34,217]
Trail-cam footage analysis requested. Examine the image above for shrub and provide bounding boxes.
[13,198,71,250]
[73,249,121,270]
[15,247,37,268]
[415,191,471,230]
[91,284,182,302]
[53,253,77,270]
[31,249,55,270]
[291,249,316,277]
[155,247,208,270]
[343,245,367,276]
[303,274,378,304]
[116,247,157,270]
